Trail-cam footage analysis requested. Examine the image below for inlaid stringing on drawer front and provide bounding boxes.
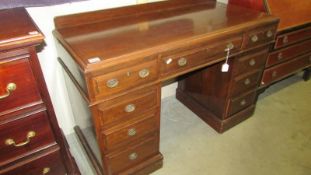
[0,54,42,116]
[266,39,311,67]
[102,111,159,150]
[92,59,158,99]
[97,86,159,127]
[227,91,257,117]
[160,36,243,77]
[105,134,159,174]
[275,26,311,49]
[244,27,276,49]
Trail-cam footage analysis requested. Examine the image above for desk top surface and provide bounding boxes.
[54,0,277,71]
[266,0,311,32]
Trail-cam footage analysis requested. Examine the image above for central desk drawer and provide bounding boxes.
[101,111,159,151]
[92,59,158,99]
[104,134,159,174]
[160,37,243,77]
[0,110,56,166]
[96,85,160,127]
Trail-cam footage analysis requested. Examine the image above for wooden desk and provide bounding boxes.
[53,0,279,174]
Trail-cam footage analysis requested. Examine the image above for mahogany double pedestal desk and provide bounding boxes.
[54,0,281,174]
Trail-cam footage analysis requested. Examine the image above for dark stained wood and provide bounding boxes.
[0,8,80,175]
[54,0,279,174]
[0,146,66,175]
[228,0,265,11]
[0,109,56,166]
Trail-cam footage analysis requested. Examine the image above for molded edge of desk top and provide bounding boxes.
[54,0,279,73]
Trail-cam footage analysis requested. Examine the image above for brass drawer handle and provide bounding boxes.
[125,104,136,113]
[272,71,278,78]
[240,99,246,106]
[251,35,258,43]
[178,57,187,67]
[106,79,119,88]
[266,30,273,38]
[42,167,51,174]
[129,152,138,160]
[277,52,283,60]
[0,83,17,100]
[249,59,256,66]
[138,68,150,78]
[244,78,251,85]
[283,36,289,44]
[128,128,137,136]
[5,131,36,147]
[226,43,234,50]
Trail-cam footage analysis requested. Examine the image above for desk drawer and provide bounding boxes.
[275,26,311,49]
[0,147,66,175]
[233,48,268,76]
[0,54,41,116]
[105,134,159,174]
[227,91,257,117]
[230,70,261,98]
[266,39,311,67]
[92,59,158,99]
[97,85,160,127]
[102,111,159,151]
[160,37,243,77]
[0,110,56,166]
[261,54,311,86]
[244,27,276,49]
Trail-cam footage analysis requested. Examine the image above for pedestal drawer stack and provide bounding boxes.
[0,8,79,175]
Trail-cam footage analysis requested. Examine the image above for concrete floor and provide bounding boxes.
[67,74,311,175]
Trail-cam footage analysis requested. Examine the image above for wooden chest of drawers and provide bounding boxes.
[229,0,311,87]
[0,8,79,175]
[54,0,279,174]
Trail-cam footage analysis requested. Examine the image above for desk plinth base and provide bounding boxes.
[74,126,163,175]
[176,90,255,133]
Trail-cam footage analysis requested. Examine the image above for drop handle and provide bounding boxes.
[240,100,246,106]
[106,79,119,88]
[128,128,137,136]
[129,152,138,160]
[139,68,150,78]
[42,167,50,174]
[249,59,256,66]
[178,57,187,67]
[0,83,17,100]
[251,35,259,43]
[244,78,251,85]
[5,131,36,147]
[266,30,273,38]
[124,104,136,113]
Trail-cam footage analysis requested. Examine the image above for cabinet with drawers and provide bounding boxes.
[54,0,279,174]
[0,8,79,175]
[229,0,311,87]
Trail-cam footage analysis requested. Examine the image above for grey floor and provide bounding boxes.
[67,74,311,175]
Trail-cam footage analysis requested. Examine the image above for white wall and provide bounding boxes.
[26,0,228,135]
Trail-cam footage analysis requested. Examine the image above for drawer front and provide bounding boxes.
[230,71,262,97]
[92,59,158,99]
[233,48,268,76]
[266,39,311,67]
[160,37,243,77]
[105,134,159,174]
[102,111,159,151]
[0,110,56,166]
[262,54,311,86]
[97,85,160,127]
[275,26,311,49]
[0,55,41,115]
[1,148,66,175]
[227,91,257,117]
[244,27,276,49]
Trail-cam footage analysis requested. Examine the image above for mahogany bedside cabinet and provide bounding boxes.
[54,0,279,174]
[0,8,80,175]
